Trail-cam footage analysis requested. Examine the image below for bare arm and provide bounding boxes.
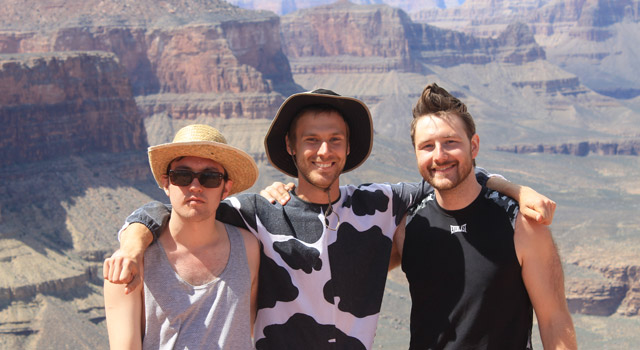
[103,223,154,294]
[487,177,556,225]
[389,215,407,271]
[239,228,260,333]
[104,279,143,350]
[514,214,577,349]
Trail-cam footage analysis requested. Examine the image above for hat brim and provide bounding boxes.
[149,141,258,195]
[264,92,373,177]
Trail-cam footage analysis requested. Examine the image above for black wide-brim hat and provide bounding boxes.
[264,89,373,178]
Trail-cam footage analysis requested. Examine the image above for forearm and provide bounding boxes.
[486,176,519,198]
[120,223,154,258]
[539,314,577,350]
[104,281,143,350]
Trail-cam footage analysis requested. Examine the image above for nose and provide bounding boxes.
[188,177,204,192]
[433,143,448,163]
[317,141,330,157]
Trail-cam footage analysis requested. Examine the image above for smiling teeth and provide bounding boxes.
[316,163,331,168]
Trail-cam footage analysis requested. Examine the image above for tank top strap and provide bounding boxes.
[220,223,249,280]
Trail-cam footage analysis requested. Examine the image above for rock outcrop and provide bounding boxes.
[495,139,640,156]
[411,0,640,37]
[226,0,447,16]
[410,0,640,99]
[281,2,416,73]
[407,21,546,67]
[0,0,300,118]
[567,262,640,316]
[281,2,547,74]
[0,52,146,167]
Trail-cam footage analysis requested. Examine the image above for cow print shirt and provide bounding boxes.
[224,182,426,349]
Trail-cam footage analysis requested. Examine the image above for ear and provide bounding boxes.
[346,141,350,156]
[285,134,294,155]
[220,179,234,200]
[161,175,171,197]
[470,134,480,159]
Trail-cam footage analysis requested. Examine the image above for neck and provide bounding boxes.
[295,179,341,204]
[163,211,222,249]
[434,170,482,211]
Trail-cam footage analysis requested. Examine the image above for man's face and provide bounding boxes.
[413,114,479,191]
[286,110,350,190]
[162,156,232,222]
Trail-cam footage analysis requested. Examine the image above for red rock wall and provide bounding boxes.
[281,2,415,72]
[0,16,294,97]
[0,52,146,167]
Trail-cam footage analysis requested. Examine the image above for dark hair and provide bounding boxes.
[287,104,350,144]
[410,83,476,146]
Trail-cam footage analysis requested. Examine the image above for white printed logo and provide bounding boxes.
[450,224,467,234]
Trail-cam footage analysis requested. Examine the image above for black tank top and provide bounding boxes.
[401,187,533,350]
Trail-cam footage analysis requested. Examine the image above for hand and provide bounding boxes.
[103,249,143,295]
[259,182,295,205]
[519,186,556,225]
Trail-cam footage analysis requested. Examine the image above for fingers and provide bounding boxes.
[104,250,141,286]
[260,182,293,205]
[125,274,141,295]
[520,206,543,224]
[533,199,556,226]
[259,189,276,204]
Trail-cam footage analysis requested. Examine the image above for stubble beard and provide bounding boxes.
[424,160,473,192]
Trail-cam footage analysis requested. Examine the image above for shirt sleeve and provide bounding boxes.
[118,201,171,241]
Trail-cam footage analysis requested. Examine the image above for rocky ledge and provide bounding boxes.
[0,52,146,167]
[495,139,640,156]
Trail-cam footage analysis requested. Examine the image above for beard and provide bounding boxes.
[423,159,473,192]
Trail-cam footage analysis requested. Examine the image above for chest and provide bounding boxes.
[164,241,230,286]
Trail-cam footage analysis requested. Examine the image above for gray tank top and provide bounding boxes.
[143,224,254,349]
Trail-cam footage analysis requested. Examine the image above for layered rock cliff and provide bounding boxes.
[410,0,640,98]
[0,51,146,167]
[281,2,547,75]
[0,0,300,118]
[495,139,640,156]
[281,2,417,73]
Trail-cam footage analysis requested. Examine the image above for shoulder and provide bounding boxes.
[236,226,259,249]
[482,188,519,225]
[513,211,554,264]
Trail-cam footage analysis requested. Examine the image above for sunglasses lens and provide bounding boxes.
[199,172,223,188]
[169,170,224,188]
[169,170,194,186]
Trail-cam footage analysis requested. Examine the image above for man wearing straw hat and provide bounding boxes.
[105,89,554,349]
[104,124,260,349]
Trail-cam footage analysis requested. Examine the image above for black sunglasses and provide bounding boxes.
[168,170,226,188]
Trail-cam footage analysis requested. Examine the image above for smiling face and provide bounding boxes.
[286,110,350,199]
[161,156,233,223]
[413,113,479,192]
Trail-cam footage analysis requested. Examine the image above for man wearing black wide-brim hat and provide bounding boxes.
[106,89,556,349]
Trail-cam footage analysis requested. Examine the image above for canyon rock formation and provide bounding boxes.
[0,0,300,121]
[0,52,146,167]
[411,0,640,98]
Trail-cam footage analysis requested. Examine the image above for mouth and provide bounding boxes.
[431,163,456,174]
[186,196,205,204]
[313,161,334,169]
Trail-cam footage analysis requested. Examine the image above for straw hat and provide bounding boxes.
[148,124,258,195]
[264,89,373,177]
